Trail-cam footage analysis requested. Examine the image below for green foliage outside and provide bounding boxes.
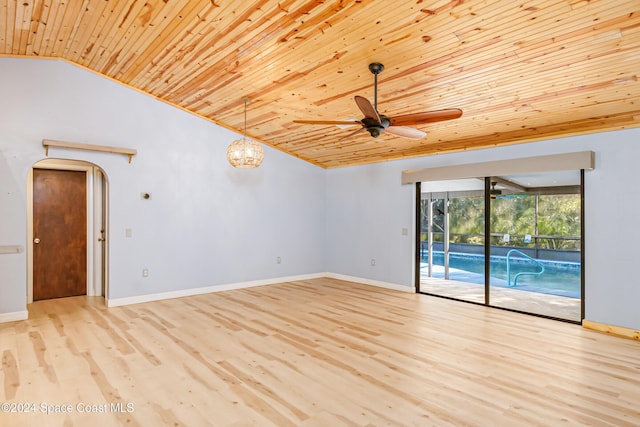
[421,194,580,250]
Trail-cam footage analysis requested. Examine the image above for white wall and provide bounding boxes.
[326,130,640,330]
[325,162,415,286]
[0,58,326,314]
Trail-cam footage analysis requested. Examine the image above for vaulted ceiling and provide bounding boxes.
[1,0,639,168]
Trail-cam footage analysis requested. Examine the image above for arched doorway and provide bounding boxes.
[27,159,109,302]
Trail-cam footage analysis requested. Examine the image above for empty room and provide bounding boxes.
[1,1,639,426]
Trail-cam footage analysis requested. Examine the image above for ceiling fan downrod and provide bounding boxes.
[368,62,384,112]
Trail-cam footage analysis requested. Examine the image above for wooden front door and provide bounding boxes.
[33,169,87,301]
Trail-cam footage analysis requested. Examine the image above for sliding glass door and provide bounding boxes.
[419,181,486,304]
[489,190,581,321]
[417,172,583,323]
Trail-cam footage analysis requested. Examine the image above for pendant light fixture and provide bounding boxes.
[227,97,264,168]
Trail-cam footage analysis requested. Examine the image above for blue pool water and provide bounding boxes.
[422,252,581,298]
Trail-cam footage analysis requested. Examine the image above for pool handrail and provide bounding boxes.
[506,249,545,287]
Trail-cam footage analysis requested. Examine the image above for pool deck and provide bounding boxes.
[421,266,581,321]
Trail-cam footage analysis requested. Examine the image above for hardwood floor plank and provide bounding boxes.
[1,278,639,426]
[1,350,19,400]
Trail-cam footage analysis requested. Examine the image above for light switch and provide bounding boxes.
[125,228,133,238]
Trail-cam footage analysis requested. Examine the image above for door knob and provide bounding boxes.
[98,237,105,242]
[34,238,40,244]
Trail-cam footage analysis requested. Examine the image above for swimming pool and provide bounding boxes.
[422,252,581,298]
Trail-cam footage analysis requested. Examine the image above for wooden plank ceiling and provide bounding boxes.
[1,0,640,168]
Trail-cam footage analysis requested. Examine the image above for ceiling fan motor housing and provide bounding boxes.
[362,116,390,138]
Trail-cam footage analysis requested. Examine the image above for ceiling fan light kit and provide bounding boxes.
[294,63,463,140]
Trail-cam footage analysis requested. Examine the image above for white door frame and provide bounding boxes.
[27,159,109,303]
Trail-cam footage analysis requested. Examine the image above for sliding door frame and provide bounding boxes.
[484,177,491,305]
[414,182,422,293]
[580,169,585,320]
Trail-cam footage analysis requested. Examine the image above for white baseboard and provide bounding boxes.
[325,273,415,293]
[106,273,326,307]
[0,310,29,323]
[0,273,413,317]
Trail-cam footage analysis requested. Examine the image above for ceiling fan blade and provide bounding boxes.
[339,126,367,140]
[389,108,463,126]
[354,96,381,123]
[293,119,360,125]
[386,126,426,139]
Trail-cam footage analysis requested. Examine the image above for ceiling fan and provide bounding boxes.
[294,62,463,139]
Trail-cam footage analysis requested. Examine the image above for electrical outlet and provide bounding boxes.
[142,268,149,277]
[125,228,133,238]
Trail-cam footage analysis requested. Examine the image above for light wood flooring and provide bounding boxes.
[1,278,639,426]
